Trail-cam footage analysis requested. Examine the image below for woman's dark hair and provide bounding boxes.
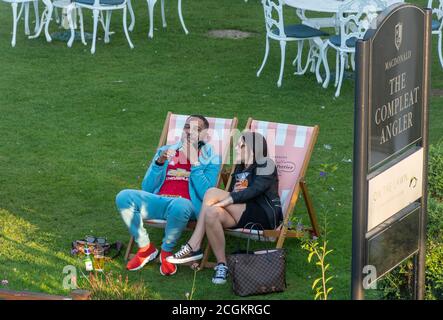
[241,131,268,165]
[188,114,209,129]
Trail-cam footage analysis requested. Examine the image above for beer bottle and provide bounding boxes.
[83,247,94,272]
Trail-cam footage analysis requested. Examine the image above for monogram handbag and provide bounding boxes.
[227,223,286,297]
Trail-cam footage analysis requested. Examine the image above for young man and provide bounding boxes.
[115,115,221,275]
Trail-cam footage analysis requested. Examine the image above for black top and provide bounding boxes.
[229,158,283,229]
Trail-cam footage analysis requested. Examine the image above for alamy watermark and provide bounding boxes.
[62,265,78,290]
[362,265,378,289]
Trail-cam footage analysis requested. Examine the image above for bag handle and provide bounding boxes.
[241,222,271,254]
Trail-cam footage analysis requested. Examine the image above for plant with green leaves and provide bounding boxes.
[429,140,443,200]
[301,236,334,300]
[301,162,338,300]
[185,264,200,300]
[78,271,160,300]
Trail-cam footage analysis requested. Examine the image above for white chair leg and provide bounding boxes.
[11,3,18,47]
[44,1,52,42]
[178,0,188,34]
[123,5,134,49]
[24,2,30,36]
[28,0,47,41]
[67,3,76,47]
[277,40,286,87]
[91,9,99,54]
[161,0,167,28]
[315,44,324,84]
[257,36,270,77]
[293,40,304,73]
[438,32,443,69]
[78,8,86,45]
[322,44,331,88]
[309,45,317,73]
[53,7,59,24]
[33,0,40,33]
[147,0,157,38]
[104,10,112,43]
[335,53,346,97]
[127,0,135,31]
[334,50,340,87]
[351,52,355,71]
[99,11,106,32]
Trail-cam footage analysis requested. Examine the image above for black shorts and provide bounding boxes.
[235,201,273,230]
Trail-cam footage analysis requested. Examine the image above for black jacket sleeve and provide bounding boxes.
[230,173,275,204]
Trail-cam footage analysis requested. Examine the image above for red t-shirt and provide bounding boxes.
[158,150,192,200]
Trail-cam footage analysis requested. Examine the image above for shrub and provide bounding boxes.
[428,197,443,240]
[425,240,443,300]
[378,196,443,300]
[429,141,443,201]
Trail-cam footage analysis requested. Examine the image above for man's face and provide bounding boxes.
[181,117,207,145]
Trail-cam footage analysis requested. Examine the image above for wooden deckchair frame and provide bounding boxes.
[199,118,320,268]
[124,111,238,261]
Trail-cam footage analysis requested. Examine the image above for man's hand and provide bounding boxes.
[157,149,175,164]
[212,196,234,208]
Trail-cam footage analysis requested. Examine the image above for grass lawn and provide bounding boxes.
[0,0,442,300]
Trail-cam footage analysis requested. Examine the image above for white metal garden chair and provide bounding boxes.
[321,0,386,97]
[66,0,134,54]
[257,0,329,87]
[2,0,40,47]
[428,0,443,68]
[146,0,188,38]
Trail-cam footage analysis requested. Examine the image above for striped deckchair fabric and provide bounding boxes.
[165,113,236,185]
[223,118,320,248]
[124,112,238,261]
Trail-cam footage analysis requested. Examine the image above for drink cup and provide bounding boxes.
[235,173,249,189]
[93,246,105,272]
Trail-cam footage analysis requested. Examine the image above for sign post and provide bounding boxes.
[352,3,431,300]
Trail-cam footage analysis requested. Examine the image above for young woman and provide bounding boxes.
[167,131,283,284]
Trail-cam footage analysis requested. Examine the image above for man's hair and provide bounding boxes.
[188,114,209,129]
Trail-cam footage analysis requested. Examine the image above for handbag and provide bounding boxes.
[227,223,286,297]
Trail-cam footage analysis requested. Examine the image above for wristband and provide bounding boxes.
[155,159,165,166]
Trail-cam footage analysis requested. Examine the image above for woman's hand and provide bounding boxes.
[233,182,247,192]
[212,196,234,207]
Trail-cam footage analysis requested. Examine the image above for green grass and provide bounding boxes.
[0,0,442,300]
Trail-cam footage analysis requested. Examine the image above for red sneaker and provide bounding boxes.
[160,250,177,276]
[126,243,159,271]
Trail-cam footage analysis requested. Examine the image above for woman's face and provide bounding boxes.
[235,136,253,165]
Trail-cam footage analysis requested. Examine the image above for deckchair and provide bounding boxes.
[200,118,319,267]
[124,112,238,261]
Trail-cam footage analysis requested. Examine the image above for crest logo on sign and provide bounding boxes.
[395,23,403,50]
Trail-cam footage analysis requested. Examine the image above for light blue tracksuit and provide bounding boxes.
[115,141,221,252]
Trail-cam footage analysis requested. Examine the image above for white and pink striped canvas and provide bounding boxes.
[250,120,315,213]
[166,114,234,162]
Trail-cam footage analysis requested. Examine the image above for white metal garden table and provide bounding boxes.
[283,0,404,85]
[284,0,403,14]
